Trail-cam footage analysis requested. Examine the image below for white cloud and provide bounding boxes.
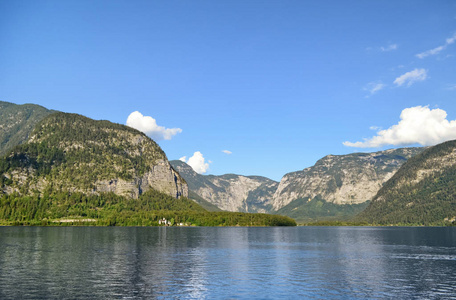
[393,68,427,87]
[381,44,397,52]
[126,111,182,141]
[180,151,210,174]
[364,82,386,95]
[416,33,456,58]
[416,45,445,59]
[447,84,456,91]
[222,150,232,155]
[446,33,456,44]
[343,106,456,148]
[369,126,381,131]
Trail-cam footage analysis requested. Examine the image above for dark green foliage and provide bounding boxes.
[0,190,296,226]
[0,142,65,177]
[356,140,456,226]
[0,101,54,156]
[276,197,370,224]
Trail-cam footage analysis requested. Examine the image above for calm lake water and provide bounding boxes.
[0,226,455,299]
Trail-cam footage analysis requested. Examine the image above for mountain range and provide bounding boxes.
[172,148,424,222]
[1,100,455,225]
[0,102,295,226]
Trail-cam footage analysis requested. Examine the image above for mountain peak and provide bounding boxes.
[1,112,187,199]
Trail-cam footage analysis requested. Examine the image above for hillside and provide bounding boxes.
[356,140,456,225]
[0,188,296,226]
[170,160,278,212]
[0,101,54,156]
[275,197,370,224]
[0,112,188,199]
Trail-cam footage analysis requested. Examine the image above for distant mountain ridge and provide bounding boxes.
[271,147,424,210]
[173,148,425,222]
[0,101,54,156]
[170,160,278,212]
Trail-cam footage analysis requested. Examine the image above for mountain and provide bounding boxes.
[356,140,456,225]
[0,101,54,156]
[270,147,424,222]
[170,160,278,213]
[0,112,187,199]
[171,148,424,222]
[272,148,424,209]
[0,108,296,227]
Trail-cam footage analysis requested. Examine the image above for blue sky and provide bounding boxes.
[1,0,455,181]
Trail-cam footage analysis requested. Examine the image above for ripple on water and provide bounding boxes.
[0,227,456,299]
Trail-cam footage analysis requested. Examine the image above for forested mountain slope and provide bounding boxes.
[0,112,187,199]
[357,140,456,225]
[0,101,54,156]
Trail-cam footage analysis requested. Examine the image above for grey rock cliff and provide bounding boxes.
[95,159,187,199]
[170,160,277,212]
[271,147,424,210]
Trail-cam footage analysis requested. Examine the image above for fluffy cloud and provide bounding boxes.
[380,44,397,52]
[222,150,232,155]
[343,106,456,148]
[364,82,386,96]
[126,111,182,141]
[416,33,456,59]
[180,151,210,174]
[393,68,427,87]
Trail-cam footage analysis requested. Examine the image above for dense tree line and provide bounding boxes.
[0,189,296,227]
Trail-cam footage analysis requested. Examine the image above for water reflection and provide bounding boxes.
[0,226,455,299]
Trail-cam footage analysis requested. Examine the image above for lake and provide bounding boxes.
[0,226,455,299]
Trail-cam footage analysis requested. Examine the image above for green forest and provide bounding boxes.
[276,196,370,224]
[0,189,296,227]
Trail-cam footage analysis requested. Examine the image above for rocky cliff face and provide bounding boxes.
[0,112,187,199]
[92,159,187,199]
[271,147,424,210]
[170,160,277,212]
[171,147,424,215]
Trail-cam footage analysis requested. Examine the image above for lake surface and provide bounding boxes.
[0,226,455,299]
